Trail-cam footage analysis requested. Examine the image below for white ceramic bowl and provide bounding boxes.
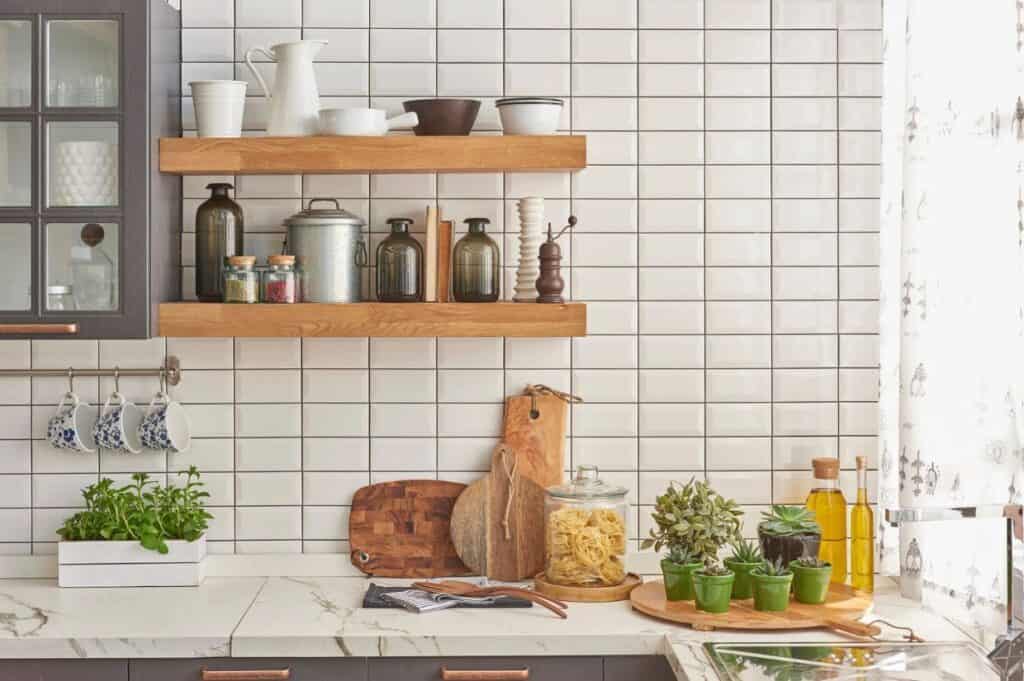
[496,97,563,135]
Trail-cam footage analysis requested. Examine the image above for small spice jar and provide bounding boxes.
[262,254,297,303]
[545,465,629,587]
[222,255,258,303]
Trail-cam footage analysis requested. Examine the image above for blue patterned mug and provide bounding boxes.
[92,392,144,454]
[138,391,191,453]
[47,392,97,453]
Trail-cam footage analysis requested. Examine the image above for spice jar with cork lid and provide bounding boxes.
[222,256,258,304]
[262,254,297,303]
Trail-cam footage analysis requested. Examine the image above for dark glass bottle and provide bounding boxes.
[195,183,244,302]
[453,217,500,302]
[376,218,423,302]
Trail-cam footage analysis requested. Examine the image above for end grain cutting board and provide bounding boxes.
[349,480,472,578]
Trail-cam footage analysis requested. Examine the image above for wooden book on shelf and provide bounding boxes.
[425,205,439,302]
[437,220,453,303]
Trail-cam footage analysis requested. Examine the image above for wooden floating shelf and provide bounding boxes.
[159,135,587,175]
[158,302,587,338]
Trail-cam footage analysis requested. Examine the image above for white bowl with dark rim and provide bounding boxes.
[495,97,563,135]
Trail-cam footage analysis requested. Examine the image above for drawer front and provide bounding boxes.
[0,660,128,681]
[368,657,603,681]
[604,656,675,681]
[130,659,367,681]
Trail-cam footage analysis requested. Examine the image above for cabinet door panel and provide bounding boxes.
[129,658,368,681]
[0,120,32,207]
[0,222,32,310]
[46,120,119,208]
[0,19,32,108]
[0,660,128,681]
[45,220,119,311]
[368,657,603,681]
[604,656,676,681]
[46,18,118,108]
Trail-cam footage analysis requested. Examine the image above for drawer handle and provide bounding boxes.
[440,667,529,681]
[201,669,290,681]
[0,323,78,335]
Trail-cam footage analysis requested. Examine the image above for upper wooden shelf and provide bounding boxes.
[158,302,587,337]
[158,135,587,175]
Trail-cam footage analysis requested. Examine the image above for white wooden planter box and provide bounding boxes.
[58,535,207,587]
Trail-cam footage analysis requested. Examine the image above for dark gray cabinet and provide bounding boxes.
[0,659,128,681]
[0,0,180,338]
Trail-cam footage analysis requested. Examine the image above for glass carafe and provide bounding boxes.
[805,457,847,584]
[70,223,116,310]
[452,217,499,302]
[376,217,423,302]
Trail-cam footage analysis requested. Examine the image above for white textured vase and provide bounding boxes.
[514,197,544,302]
[53,141,117,206]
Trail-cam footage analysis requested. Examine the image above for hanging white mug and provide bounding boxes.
[244,40,327,136]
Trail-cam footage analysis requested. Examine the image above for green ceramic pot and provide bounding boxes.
[692,570,735,613]
[790,560,832,605]
[751,570,794,612]
[661,559,702,601]
[723,558,763,599]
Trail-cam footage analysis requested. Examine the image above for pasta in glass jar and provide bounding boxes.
[545,465,629,587]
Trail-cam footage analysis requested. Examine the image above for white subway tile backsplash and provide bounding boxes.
[506,0,570,28]
[372,0,435,27]
[705,30,770,62]
[640,64,704,97]
[639,0,702,28]
[706,0,770,28]
[438,0,501,27]
[706,64,770,97]
[575,29,638,62]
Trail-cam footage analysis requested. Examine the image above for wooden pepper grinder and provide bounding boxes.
[535,215,575,304]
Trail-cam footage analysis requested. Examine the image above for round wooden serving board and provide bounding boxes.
[534,572,642,603]
[629,580,871,632]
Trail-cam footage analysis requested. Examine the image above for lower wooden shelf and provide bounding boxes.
[158,302,586,338]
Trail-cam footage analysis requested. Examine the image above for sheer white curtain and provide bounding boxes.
[879,0,1024,634]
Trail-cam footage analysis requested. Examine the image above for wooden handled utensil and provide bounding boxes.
[413,581,568,619]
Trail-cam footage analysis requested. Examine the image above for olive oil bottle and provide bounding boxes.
[805,457,847,584]
[850,455,874,592]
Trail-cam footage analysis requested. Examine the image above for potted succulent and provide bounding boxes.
[789,556,832,605]
[750,557,793,612]
[757,505,822,566]
[692,560,735,613]
[724,539,764,600]
[56,467,213,588]
[642,478,743,601]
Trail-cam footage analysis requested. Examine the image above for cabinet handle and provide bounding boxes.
[440,667,529,681]
[201,669,290,681]
[0,323,78,335]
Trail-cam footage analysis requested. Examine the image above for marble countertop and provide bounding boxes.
[0,576,973,680]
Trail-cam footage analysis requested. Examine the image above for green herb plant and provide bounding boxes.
[641,478,743,562]
[758,505,822,537]
[698,559,732,577]
[793,556,830,569]
[754,557,792,577]
[56,466,212,554]
[729,538,763,564]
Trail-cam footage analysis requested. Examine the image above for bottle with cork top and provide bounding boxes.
[850,455,874,592]
[805,457,847,584]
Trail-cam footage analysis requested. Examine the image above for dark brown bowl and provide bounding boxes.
[403,98,481,136]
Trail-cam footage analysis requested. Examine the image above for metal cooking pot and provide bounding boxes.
[284,198,367,303]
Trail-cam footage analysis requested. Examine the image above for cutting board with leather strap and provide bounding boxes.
[502,390,569,489]
[449,444,546,581]
[349,480,472,578]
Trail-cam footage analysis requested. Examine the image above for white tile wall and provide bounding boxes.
[0,0,881,556]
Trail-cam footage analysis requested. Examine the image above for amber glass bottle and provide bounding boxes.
[850,455,874,592]
[805,457,847,584]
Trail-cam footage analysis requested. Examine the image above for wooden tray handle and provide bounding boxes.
[440,666,530,681]
[823,618,882,638]
[201,669,290,681]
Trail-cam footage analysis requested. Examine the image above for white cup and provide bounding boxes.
[190,81,247,138]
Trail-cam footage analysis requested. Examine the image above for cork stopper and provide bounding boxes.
[268,254,295,266]
[227,255,256,267]
[812,457,840,480]
[855,455,867,471]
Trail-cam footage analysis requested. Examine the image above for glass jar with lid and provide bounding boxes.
[47,284,75,311]
[545,465,629,587]
[262,254,297,303]
[222,255,258,303]
[452,217,500,302]
[376,217,423,302]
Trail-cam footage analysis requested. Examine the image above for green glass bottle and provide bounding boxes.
[452,217,500,302]
[376,218,423,302]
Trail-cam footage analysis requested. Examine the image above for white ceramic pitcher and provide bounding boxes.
[244,40,327,136]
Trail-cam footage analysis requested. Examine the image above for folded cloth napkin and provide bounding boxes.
[363,583,532,609]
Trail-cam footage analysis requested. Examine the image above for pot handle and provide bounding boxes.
[243,46,276,101]
[355,238,368,267]
[307,198,341,211]
[385,111,419,130]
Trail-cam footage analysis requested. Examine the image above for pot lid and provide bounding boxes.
[548,464,628,500]
[496,97,564,106]
[285,198,365,227]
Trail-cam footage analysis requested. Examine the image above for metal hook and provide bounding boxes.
[113,366,120,394]
[159,365,167,395]
[67,367,74,394]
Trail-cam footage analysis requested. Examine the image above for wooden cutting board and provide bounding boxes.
[449,444,546,580]
[349,480,472,578]
[503,393,567,489]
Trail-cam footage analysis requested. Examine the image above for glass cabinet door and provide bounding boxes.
[46,19,118,108]
[45,221,119,311]
[46,120,118,208]
[0,20,31,107]
[0,121,31,207]
[0,223,32,310]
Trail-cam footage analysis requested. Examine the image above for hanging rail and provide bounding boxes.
[0,355,182,386]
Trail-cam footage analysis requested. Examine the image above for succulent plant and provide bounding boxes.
[641,478,743,562]
[754,557,792,577]
[729,538,764,564]
[698,559,732,577]
[758,505,822,537]
[665,544,699,565]
[793,556,830,569]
